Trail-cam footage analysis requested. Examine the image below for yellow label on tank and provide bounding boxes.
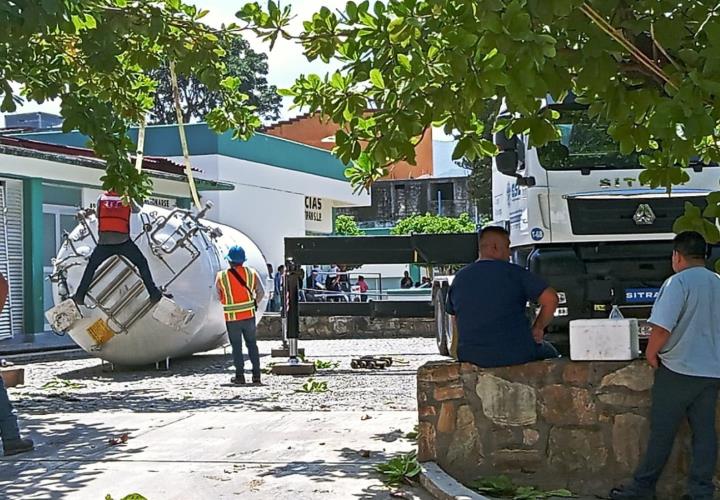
[87,319,115,345]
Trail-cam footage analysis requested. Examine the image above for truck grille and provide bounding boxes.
[567,197,704,235]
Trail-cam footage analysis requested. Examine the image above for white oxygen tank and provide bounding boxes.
[48,203,269,366]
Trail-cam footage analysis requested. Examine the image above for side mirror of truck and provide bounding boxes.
[494,131,534,186]
[494,131,520,176]
[496,150,519,176]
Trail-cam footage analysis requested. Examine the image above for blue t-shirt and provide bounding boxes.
[446,260,549,367]
[649,266,720,378]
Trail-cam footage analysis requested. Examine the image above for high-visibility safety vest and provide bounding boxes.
[97,192,131,234]
[216,265,257,322]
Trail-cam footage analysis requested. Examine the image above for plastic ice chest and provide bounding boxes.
[569,318,640,361]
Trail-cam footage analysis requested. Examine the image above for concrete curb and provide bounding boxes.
[419,462,489,500]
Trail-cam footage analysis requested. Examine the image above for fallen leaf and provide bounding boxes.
[358,449,371,458]
[361,414,372,421]
[390,490,412,498]
[108,433,129,446]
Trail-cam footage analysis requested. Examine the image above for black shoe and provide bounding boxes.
[609,485,655,500]
[231,373,246,385]
[252,375,262,385]
[3,437,34,456]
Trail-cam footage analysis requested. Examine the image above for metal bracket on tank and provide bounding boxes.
[76,208,98,245]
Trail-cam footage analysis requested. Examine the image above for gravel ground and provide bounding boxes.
[11,338,445,415]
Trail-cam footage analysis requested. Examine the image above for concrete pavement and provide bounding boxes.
[0,411,429,500]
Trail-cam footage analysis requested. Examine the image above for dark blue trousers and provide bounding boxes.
[631,364,720,499]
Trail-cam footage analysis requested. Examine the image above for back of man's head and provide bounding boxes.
[673,231,707,260]
[479,226,511,261]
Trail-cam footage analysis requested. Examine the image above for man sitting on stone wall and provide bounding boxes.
[446,226,559,367]
[610,231,720,500]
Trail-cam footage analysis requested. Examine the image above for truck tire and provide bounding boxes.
[433,284,450,356]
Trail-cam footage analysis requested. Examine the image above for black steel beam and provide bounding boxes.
[284,233,479,266]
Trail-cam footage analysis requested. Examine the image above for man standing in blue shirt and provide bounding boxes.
[611,232,720,500]
[446,226,559,367]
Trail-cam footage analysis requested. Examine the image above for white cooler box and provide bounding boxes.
[569,318,640,361]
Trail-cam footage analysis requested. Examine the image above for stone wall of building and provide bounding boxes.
[417,359,706,498]
[257,315,434,340]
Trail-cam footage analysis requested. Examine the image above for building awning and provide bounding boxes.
[0,136,234,192]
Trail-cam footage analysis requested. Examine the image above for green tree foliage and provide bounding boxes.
[1,0,265,201]
[391,213,477,235]
[148,34,281,124]
[456,157,493,217]
[239,0,720,238]
[334,214,363,236]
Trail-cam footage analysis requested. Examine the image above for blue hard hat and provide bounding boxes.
[226,245,246,264]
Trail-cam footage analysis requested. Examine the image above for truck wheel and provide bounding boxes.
[434,285,450,356]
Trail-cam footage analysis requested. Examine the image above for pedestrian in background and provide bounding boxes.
[265,263,275,311]
[273,264,285,311]
[216,246,265,385]
[0,272,34,456]
[400,271,413,289]
[610,232,720,500]
[357,275,369,302]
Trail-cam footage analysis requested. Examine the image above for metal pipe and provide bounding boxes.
[108,281,145,316]
[286,259,300,361]
[280,271,288,348]
[123,299,157,332]
[92,264,135,304]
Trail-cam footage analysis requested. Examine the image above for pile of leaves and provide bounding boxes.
[470,475,574,499]
[296,378,329,393]
[375,452,422,486]
[313,359,340,370]
[41,378,87,391]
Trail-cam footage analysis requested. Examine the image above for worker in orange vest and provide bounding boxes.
[73,191,164,306]
[216,245,265,385]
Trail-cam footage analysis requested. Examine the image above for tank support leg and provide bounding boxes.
[155,357,170,371]
[272,259,314,376]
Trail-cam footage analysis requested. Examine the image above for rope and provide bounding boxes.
[169,60,203,210]
[134,117,146,173]
[579,3,678,90]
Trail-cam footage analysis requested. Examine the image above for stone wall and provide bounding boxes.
[418,359,707,498]
[257,315,434,340]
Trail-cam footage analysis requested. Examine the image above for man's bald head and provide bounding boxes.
[479,227,511,261]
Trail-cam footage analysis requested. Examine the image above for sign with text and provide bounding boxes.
[304,196,332,234]
[82,188,177,211]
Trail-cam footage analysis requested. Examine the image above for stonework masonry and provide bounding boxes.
[417,359,708,498]
[257,315,434,340]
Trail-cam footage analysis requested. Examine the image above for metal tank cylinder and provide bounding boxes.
[50,203,268,365]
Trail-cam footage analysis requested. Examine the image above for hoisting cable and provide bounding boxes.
[134,116,147,173]
[169,59,203,210]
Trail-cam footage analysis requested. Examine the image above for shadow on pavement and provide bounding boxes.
[0,415,146,499]
[15,390,290,414]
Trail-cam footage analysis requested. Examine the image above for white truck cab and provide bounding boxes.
[492,98,720,333]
